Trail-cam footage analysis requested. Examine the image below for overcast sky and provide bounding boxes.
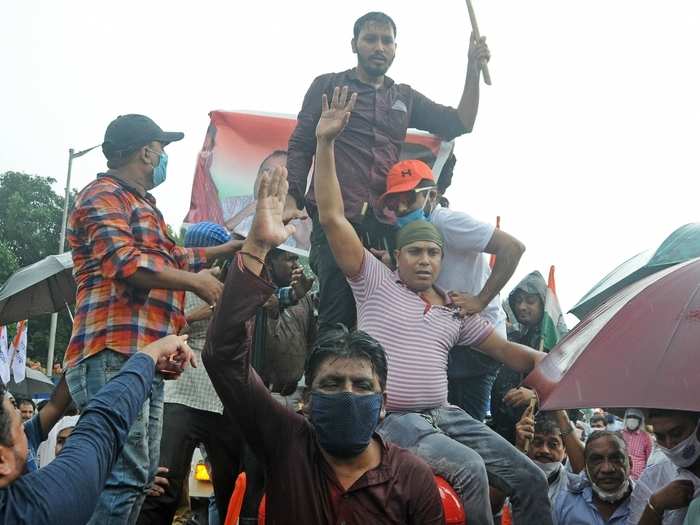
[1,1,698,321]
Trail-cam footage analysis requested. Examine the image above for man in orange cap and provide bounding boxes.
[376,158,526,423]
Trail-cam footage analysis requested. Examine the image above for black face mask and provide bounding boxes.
[310,392,383,458]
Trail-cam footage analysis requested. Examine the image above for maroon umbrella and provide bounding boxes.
[523,258,700,412]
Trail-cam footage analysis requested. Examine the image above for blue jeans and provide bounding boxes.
[377,405,552,525]
[66,349,164,525]
[447,345,502,421]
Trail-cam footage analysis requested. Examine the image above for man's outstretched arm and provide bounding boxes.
[4,337,193,525]
[313,87,365,277]
[476,332,545,374]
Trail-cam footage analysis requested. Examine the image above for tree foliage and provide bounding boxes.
[167,224,186,247]
[0,171,74,366]
[0,240,19,284]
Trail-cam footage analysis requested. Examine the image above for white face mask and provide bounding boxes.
[589,474,631,503]
[659,422,700,468]
[534,460,563,479]
[625,418,641,431]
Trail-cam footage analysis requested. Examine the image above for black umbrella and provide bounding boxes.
[0,252,75,324]
[7,367,55,398]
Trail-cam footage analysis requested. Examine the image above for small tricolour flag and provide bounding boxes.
[540,266,568,351]
[0,326,9,385]
[9,320,27,383]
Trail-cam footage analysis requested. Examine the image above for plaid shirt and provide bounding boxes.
[64,173,207,368]
[622,429,653,480]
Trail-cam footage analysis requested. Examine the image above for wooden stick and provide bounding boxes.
[522,397,537,453]
[465,0,492,85]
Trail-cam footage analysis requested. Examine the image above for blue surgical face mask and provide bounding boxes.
[310,392,382,458]
[147,149,168,188]
[394,189,434,228]
[396,207,427,228]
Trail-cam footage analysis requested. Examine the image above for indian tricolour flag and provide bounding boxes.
[540,266,568,351]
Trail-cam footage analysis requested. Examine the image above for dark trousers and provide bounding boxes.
[240,446,265,521]
[309,211,396,332]
[447,345,502,422]
[137,403,243,525]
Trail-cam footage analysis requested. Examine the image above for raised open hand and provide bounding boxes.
[315,86,357,143]
[248,166,296,251]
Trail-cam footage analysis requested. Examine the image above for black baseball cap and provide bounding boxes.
[102,114,184,159]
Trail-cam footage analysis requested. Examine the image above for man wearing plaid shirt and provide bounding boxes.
[64,115,242,525]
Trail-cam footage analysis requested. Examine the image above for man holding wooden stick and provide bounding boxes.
[286,8,491,334]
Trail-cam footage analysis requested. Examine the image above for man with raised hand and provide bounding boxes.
[286,10,491,334]
[312,86,551,525]
[203,165,444,524]
[515,410,585,505]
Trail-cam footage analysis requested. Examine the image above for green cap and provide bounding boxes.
[396,220,443,250]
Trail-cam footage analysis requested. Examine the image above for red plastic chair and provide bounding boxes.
[223,472,247,525]
[501,503,513,525]
[435,476,466,525]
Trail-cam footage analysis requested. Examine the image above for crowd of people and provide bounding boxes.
[0,9,699,525]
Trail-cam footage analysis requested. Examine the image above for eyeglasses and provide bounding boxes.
[384,186,436,210]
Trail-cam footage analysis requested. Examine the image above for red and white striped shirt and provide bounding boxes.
[623,429,653,480]
[348,250,494,412]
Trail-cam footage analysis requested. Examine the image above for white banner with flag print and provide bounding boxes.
[9,320,27,383]
[0,326,10,385]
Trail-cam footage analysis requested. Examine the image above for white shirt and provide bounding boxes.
[628,456,700,524]
[430,206,507,338]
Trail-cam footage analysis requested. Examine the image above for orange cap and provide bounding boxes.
[377,160,435,207]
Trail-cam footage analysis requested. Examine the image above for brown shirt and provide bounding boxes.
[260,293,316,395]
[203,254,445,525]
[287,69,467,223]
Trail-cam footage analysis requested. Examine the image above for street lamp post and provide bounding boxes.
[47,145,100,375]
